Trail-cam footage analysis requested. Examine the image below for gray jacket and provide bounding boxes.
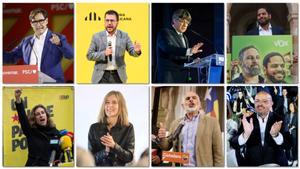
[87,30,140,83]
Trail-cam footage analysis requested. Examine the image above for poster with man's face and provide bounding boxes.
[228,35,295,84]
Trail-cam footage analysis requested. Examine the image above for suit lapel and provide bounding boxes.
[41,30,52,70]
[25,37,35,64]
[196,115,205,146]
[115,30,120,58]
[252,115,263,146]
[170,28,186,48]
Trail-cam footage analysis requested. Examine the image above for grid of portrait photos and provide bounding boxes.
[1,1,299,168]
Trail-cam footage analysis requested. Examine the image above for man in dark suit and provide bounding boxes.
[247,7,284,35]
[3,8,74,83]
[231,91,288,166]
[156,9,203,83]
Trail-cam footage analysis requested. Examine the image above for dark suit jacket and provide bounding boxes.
[156,27,190,83]
[246,24,284,35]
[3,30,74,83]
[231,112,288,166]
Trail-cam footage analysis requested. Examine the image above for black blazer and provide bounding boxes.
[231,112,288,166]
[246,24,284,35]
[156,27,190,83]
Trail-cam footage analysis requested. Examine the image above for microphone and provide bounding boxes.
[60,135,73,162]
[170,120,185,141]
[49,136,60,166]
[107,41,112,61]
[189,28,224,54]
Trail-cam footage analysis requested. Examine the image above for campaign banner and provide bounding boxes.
[76,3,149,83]
[162,151,189,164]
[228,35,294,83]
[3,87,74,166]
[3,3,74,82]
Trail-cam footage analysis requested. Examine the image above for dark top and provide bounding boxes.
[88,122,135,166]
[230,73,265,84]
[15,102,60,166]
[246,24,285,35]
[230,112,289,166]
[156,27,190,83]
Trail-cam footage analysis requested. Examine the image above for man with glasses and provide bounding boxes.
[231,91,288,166]
[156,9,203,83]
[3,8,74,83]
[87,10,142,83]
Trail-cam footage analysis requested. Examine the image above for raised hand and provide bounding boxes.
[241,114,253,139]
[158,122,166,139]
[191,42,204,54]
[50,33,61,46]
[134,41,141,54]
[14,88,22,103]
[270,121,282,137]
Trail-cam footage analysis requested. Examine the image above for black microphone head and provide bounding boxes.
[108,41,112,47]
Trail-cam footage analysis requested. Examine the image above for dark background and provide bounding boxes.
[152,3,224,83]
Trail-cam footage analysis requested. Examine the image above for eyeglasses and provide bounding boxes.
[105,19,117,23]
[177,18,191,26]
[31,18,47,25]
[254,99,271,104]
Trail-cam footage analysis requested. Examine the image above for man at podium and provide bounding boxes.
[156,9,203,83]
[3,8,74,83]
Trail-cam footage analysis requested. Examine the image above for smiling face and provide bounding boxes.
[30,12,48,37]
[182,91,201,114]
[34,107,48,126]
[254,92,273,117]
[257,8,271,27]
[105,95,119,118]
[265,55,285,83]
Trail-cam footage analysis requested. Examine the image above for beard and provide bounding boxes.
[243,65,261,76]
[267,70,286,83]
[258,17,270,27]
[186,107,198,113]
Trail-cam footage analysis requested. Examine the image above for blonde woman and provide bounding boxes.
[88,91,135,166]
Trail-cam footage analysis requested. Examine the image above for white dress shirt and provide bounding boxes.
[238,113,283,146]
[106,31,118,70]
[30,29,48,71]
[259,24,273,36]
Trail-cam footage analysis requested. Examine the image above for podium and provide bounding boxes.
[184,53,224,83]
[3,65,56,84]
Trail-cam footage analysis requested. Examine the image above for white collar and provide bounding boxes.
[258,24,272,31]
[106,30,117,37]
[257,112,270,123]
[172,25,183,35]
[33,28,48,40]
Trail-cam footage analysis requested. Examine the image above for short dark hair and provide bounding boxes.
[105,10,119,21]
[257,7,271,15]
[172,9,192,23]
[238,45,259,61]
[263,52,284,68]
[29,8,48,21]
